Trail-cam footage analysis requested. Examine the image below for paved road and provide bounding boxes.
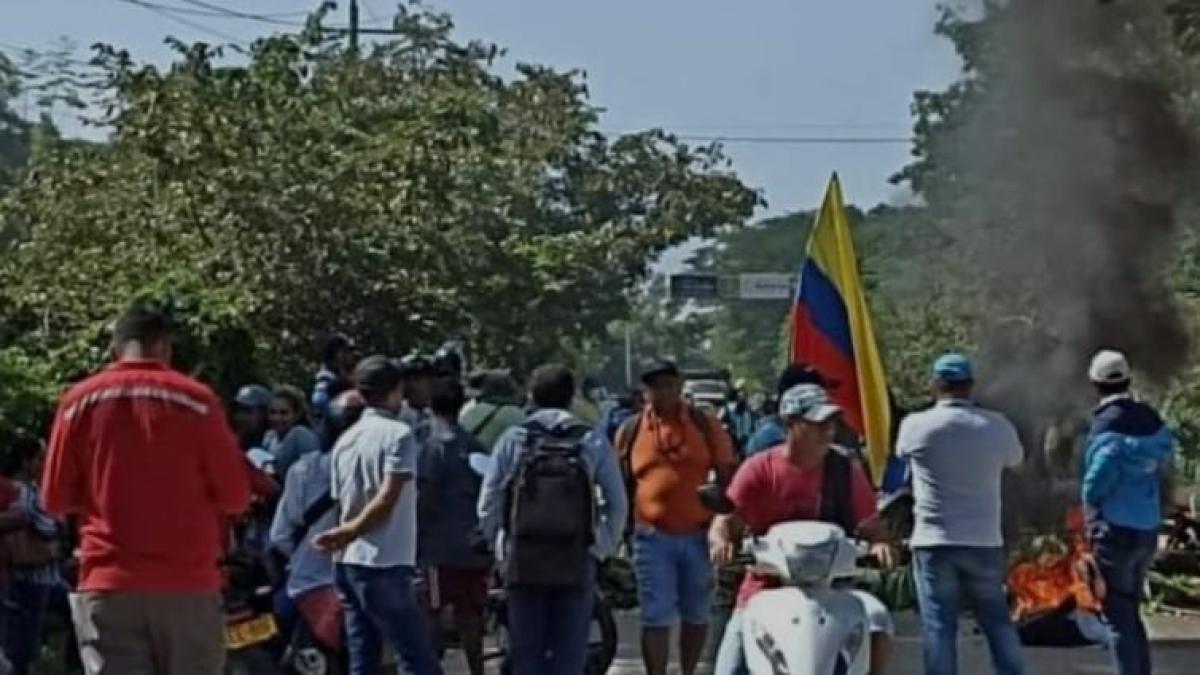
[440,610,1200,674]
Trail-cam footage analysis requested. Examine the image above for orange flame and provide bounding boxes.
[1008,506,1102,620]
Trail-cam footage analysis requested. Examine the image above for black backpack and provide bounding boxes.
[504,420,595,588]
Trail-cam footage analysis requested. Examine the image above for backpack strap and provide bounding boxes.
[687,405,721,471]
[616,413,643,482]
[291,491,335,550]
[469,403,504,439]
[819,447,857,535]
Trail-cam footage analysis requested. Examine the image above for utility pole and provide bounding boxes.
[624,321,633,388]
[348,0,360,52]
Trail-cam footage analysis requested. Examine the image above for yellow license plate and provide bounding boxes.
[225,614,278,650]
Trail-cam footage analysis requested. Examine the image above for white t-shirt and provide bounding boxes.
[329,408,420,568]
[896,399,1024,548]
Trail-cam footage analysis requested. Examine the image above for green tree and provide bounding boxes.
[692,211,812,391]
[694,202,969,403]
[562,274,716,391]
[0,52,33,195]
[0,6,759,396]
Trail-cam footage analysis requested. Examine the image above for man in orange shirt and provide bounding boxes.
[616,360,736,675]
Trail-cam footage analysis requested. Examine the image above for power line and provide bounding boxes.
[606,132,911,145]
[175,0,306,27]
[109,0,308,21]
[114,0,247,44]
[624,123,911,132]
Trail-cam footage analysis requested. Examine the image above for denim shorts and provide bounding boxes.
[632,525,714,627]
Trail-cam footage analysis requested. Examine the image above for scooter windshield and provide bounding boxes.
[783,539,838,585]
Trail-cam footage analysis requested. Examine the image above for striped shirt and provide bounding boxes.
[10,481,61,586]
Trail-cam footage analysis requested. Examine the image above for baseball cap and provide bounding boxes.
[395,354,436,378]
[477,369,520,402]
[779,384,842,423]
[932,353,974,384]
[234,384,272,409]
[776,363,831,397]
[354,355,403,398]
[1089,349,1131,384]
[640,359,681,385]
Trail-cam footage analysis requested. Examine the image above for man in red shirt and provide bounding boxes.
[708,383,895,675]
[41,305,251,675]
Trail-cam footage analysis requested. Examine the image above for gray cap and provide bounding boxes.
[234,384,272,409]
[779,383,842,423]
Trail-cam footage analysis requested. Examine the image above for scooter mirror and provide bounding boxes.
[697,483,736,515]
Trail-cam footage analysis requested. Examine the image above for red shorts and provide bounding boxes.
[429,566,489,614]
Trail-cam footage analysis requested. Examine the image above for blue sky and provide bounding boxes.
[2,0,961,215]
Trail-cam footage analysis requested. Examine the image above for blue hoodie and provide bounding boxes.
[1082,396,1175,532]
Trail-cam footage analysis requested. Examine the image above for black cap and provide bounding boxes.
[477,369,520,402]
[354,355,403,398]
[395,354,435,379]
[321,333,356,362]
[776,363,834,398]
[640,359,681,385]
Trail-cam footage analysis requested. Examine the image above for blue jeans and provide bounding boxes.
[2,580,52,675]
[913,547,1026,675]
[506,560,596,675]
[1091,523,1158,675]
[334,564,442,675]
[632,526,713,627]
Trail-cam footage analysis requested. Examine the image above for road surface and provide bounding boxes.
[439,610,1200,674]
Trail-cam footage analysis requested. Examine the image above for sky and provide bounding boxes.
[2,0,961,219]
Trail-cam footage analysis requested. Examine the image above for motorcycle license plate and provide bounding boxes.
[225,614,278,650]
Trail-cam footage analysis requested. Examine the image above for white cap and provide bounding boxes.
[1088,349,1131,384]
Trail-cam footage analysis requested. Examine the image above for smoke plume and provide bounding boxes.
[929,0,1197,531]
[939,0,1194,422]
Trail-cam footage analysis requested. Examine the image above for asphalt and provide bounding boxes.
[439,610,1200,675]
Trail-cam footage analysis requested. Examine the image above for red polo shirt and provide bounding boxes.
[42,360,251,592]
[727,446,878,607]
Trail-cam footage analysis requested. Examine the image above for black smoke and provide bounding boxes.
[930,0,1196,533]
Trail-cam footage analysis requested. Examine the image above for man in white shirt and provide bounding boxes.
[314,356,442,675]
[896,354,1026,675]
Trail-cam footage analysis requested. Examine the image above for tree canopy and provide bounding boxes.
[0,6,759,402]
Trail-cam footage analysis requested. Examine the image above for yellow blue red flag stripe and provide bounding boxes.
[790,174,892,484]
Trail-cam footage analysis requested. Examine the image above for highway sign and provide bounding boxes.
[738,273,795,300]
[669,274,721,300]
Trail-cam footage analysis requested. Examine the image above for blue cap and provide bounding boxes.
[932,353,973,383]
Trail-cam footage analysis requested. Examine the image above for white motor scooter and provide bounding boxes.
[701,486,872,675]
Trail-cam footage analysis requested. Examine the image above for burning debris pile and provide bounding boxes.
[1007,507,1108,645]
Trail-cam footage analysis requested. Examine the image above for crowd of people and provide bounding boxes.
[0,302,1178,675]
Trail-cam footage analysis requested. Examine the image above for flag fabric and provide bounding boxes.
[789,174,892,484]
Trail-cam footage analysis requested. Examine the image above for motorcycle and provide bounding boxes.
[699,485,874,675]
[223,529,346,675]
[223,552,284,675]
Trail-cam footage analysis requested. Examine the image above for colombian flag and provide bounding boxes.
[790,174,891,484]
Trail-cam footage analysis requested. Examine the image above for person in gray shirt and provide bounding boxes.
[313,355,442,675]
[896,353,1025,675]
